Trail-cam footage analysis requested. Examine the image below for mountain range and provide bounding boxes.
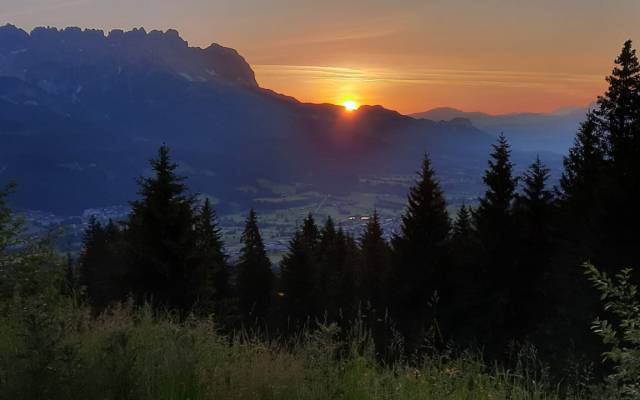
[411,106,587,153]
[0,25,570,216]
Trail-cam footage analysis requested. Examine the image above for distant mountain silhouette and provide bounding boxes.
[412,106,588,153]
[0,25,558,214]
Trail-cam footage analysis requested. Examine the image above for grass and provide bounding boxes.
[0,298,609,400]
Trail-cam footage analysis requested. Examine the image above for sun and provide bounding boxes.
[342,99,359,111]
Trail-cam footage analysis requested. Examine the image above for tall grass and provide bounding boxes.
[0,299,611,400]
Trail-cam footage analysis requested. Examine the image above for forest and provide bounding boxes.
[1,41,640,399]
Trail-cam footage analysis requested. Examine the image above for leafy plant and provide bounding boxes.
[585,263,640,398]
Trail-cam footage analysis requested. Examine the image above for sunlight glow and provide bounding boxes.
[342,99,359,111]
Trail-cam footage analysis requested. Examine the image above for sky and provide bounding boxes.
[2,0,640,114]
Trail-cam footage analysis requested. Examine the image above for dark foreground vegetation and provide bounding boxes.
[2,41,640,398]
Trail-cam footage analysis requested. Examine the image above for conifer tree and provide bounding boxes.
[450,204,478,283]
[551,41,640,363]
[301,213,320,251]
[358,210,390,310]
[315,218,359,319]
[474,134,517,233]
[452,204,472,241]
[557,112,610,269]
[236,209,273,320]
[513,157,556,333]
[596,39,640,164]
[336,229,359,317]
[126,144,199,310]
[474,134,517,269]
[280,214,319,322]
[448,204,481,341]
[516,157,554,224]
[559,113,606,207]
[315,217,339,315]
[195,198,230,312]
[594,40,640,270]
[472,134,518,342]
[391,154,451,345]
[79,217,125,311]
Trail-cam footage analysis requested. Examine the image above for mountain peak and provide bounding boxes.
[0,25,258,88]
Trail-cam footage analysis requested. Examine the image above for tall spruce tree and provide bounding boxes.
[391,154,451,346]
[358,210,391,310]
[472,134,518,343]
[551,42,640,365]
[558,112,608,263]
[79,217,126,311]
[194,198,230,313]
[559,112,606,207]
[314,218,359,320]
[474,134,517,270]
[513,157,556,334]
[280,214,319,323]
[595,40,640,270]
[236,209,273,320]
[596,39,640,165]
[448,204,481,341]
[452,204,472,241]
[126,144,199,310]
[301,213,320,250]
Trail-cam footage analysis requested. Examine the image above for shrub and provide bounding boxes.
[585,263,640,398]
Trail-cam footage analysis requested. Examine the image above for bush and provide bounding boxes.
[585,263,640,398]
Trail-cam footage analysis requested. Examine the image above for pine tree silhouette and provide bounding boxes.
[280,214,319,323]
[195,198,230,313]
[513,156,556,334]
[237,209,273,321]
[79,217,126,311]
[126,144,199,310]
[594,40,640,271]
[448,204,482,342]
[358,210,391,310]
[596,39,640,164]
[472,134,518,344]
[452,204,472,241]
[391,154,451,347]
[311,217,359,320]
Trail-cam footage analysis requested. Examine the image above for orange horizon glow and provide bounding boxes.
[253,64,608,115]
[5,0,638,114]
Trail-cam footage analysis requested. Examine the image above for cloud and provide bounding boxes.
[274,26,401,47]
[253,64,603,90]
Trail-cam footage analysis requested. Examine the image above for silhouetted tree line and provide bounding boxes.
[76,41,640,365]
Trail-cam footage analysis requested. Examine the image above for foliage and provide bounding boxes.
[0,298,606,400]
[585,263,640,398]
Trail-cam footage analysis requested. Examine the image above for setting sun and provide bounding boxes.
[342,99,359,111]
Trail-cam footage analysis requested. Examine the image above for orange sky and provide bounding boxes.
[3,0,639,114]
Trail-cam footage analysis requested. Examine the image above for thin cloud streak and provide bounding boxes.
[254,64,603,90]
[271,24,402,47]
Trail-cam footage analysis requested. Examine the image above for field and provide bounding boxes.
[0,299,606,400]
